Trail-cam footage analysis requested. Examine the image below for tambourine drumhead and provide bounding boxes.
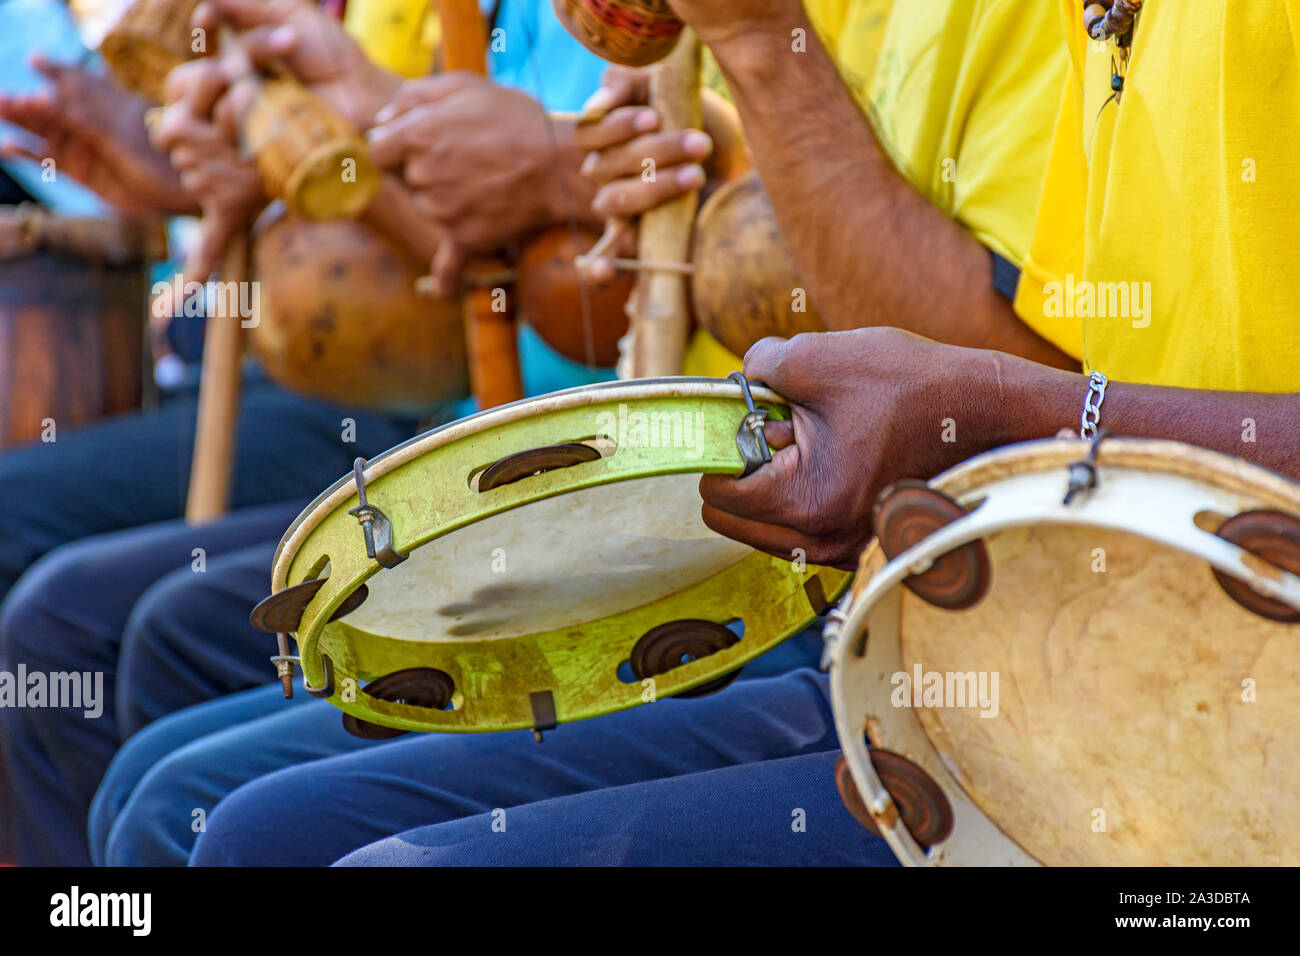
[830,438,1300,866]
[272,378,849,735]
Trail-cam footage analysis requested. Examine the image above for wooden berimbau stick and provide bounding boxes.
[436,0,524,409]
[628,31,701,377]
[185,235,247,523]
[183,28,378,522]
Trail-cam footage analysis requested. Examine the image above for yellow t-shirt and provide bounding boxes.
[1016,0,1300,392]
[686,0,1067,377]
[343,0,438,78]
[686,0,893,377]
[865,0,1065,266]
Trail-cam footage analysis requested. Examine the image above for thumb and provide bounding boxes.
[581,65,651,116]
[186,209,237,280]
[429,240,468,300]
[741,336,798,394]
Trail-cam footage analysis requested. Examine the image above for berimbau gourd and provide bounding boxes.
[552,0,686,68]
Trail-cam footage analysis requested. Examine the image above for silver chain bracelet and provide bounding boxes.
[1080,371,1108,439]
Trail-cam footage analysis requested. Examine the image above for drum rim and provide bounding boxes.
[271,376,782,579]
[848,435,1300,599]
[830,435,1300,866]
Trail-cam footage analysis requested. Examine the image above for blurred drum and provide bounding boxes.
[253,375,850,738]
[100,0,205,102]
[827,437,1300,866]
[249,204,468,414]
[0,208,162,448]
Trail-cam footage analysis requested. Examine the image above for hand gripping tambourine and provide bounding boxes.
[826,437,1300,866]
[253,376,850,739]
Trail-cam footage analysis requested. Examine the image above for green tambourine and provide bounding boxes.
[253,376,849,738]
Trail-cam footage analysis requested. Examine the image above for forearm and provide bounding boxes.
[708,20,1074,369]
[362,173,445,263]
[989,354,1300,480]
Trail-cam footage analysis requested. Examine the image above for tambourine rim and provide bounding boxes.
[849,435,1300,592]
[271,377,783,584]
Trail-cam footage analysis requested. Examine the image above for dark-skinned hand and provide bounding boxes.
[0,56,194,215]
[367,73,573,297]
[700,328,1019,570]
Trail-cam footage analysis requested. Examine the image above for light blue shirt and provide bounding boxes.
[489,0,610,112]
[0,0,106,215]
[482,0,617,400]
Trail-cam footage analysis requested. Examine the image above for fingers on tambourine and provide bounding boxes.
[741,336,809,398]
[699,503,820,566]
[698,443,808,529]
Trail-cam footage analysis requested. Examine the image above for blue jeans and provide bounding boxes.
[0,382,419,866]
[0,378,418,598]
[335,750,898,866]
[98,658,845,865]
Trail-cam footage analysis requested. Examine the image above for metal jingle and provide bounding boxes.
[873,480,991,611]
[476,442,601,492]
[1213,510,1300,623]
[341,667,456,740]
[249,579,370,634]
[628,619,742,699]
[834,748,955,849]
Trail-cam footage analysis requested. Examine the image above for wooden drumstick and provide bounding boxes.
[626,30,701,377]
[436,0,524,409]
[185,233,247,523]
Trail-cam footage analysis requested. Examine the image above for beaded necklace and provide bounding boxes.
[1084,1,1144,105]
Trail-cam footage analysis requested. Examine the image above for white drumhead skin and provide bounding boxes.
[830,438,1300,867]
[271,377,781,590]
[345,473,751,642]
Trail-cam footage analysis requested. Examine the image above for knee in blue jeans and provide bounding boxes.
[0,545,98,668]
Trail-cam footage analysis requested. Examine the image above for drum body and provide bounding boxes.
[828,438,1300,866]
[0,211,159,448]
[267,378,849,735]
[249,206,468,413]
[101,0,205,102]
[691,172,826,356]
